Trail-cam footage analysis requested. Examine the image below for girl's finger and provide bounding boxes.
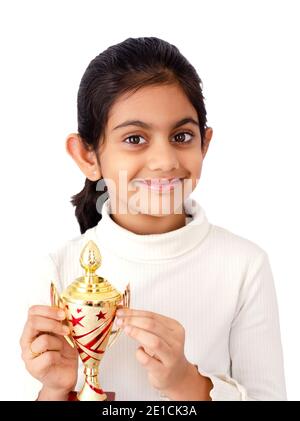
[117,316,174,347]
[116,308,179,331]
[26,333,63,361]
[123,324,172,365]
[136,345,163,371]
[26,350,62,379]
[21,315,70,349]
[28,305,66,321]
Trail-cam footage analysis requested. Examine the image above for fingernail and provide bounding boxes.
[58,310,65,320]
[116,317,123,326]
[63,326,70,335]
[116,309,124,316]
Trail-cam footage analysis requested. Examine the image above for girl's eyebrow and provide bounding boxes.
[112,117,199,131]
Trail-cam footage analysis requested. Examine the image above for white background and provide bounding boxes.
[0,0,299,400]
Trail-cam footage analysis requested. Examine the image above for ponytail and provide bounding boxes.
[70,177,107,234]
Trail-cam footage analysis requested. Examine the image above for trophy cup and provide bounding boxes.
[50,240,130,401]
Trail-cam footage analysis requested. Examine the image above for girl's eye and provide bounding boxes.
[172,132,194,144]
[123,135,147,146]
[122,132,194,146]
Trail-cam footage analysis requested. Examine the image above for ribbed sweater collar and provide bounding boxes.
[95,196,211,261]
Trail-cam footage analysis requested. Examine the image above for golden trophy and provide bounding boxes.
[50,240,130,401]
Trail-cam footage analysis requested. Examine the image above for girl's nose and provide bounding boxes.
[146,140,180,172]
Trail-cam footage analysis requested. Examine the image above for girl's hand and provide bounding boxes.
[20,305,78,400]
[115,308,191,395]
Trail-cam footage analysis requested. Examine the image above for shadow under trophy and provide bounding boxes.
[50,239,130,401]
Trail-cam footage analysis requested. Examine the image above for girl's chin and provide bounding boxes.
[114,193,186,215]
[130,202,185,217]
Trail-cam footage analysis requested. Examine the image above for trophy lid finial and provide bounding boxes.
[80,240,102,274]
[62,239,123,304]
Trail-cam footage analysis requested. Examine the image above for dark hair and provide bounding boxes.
[71,36,208,234]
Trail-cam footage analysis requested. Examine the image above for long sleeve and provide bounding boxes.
[198,251,287,400]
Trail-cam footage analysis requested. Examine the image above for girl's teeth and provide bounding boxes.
[148,179,178,184]
[132,178,182,189]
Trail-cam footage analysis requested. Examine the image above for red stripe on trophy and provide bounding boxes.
[73,324,101,340]
[84,318,113,349]
[86,379,105,395]
[81,324,113,363]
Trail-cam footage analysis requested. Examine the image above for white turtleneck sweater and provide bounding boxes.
[28,196,287,401]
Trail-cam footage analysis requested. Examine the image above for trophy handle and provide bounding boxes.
[107,283,131,349]
[50,281,75,349]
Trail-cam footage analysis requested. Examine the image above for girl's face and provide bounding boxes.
[97,83,213,218]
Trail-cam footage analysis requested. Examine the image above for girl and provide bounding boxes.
[20,36,287,401]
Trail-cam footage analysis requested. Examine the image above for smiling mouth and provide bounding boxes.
[134,177,185,184]
[133,178,184,192]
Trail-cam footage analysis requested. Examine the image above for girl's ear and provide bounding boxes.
[65,133,101,181]
[202,127,213,159]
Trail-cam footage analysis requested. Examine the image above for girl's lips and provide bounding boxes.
[133,178,183,192]
[145,178,179,185]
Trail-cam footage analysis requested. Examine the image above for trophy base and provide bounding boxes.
[68,391,116,401]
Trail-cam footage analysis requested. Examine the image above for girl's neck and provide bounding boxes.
[109,210,187,235]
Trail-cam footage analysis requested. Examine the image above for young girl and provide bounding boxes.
[20,36,287,401]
